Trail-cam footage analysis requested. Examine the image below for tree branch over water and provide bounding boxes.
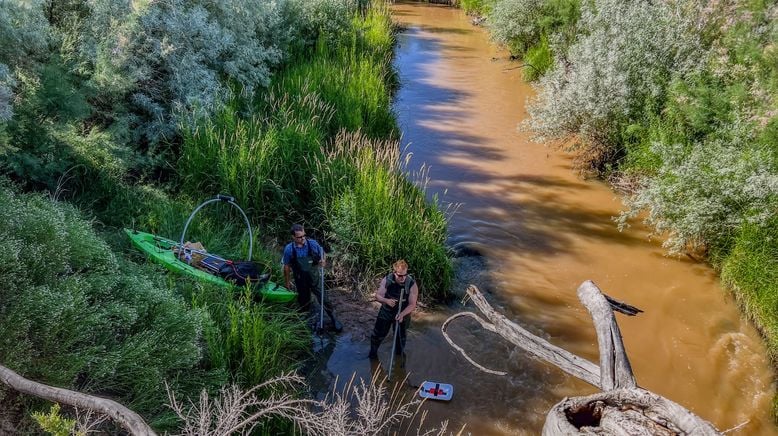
[442,282,722,435]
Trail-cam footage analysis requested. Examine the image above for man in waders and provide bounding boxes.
[283,224,342,332]
[368,259,418,359]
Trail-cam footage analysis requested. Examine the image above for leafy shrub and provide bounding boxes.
[527,0,703,171]
[32,404,78,436]
[56,0,292,146]
[0,183,223,428]
[487,0,579,61]
[0,0,49,71]
[489,0,545,55]
[0,0,50,123]
[0,63,15,121]
[619,125,777,254]
[293,0,359,46]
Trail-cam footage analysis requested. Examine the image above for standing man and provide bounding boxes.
[283,224,342,332]
[368,259,418,359]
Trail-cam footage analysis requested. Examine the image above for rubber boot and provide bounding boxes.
[327,310,343,333]
[368,341,379,359]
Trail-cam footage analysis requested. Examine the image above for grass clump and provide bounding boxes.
[191,288,309,388]
[315,132,452,301]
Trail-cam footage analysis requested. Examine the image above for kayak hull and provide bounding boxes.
[124,229,296,303]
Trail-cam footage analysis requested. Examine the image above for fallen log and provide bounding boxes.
[0,364,157,436]
[441,280,721,435]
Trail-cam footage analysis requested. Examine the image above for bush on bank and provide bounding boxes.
[0,184,226,430]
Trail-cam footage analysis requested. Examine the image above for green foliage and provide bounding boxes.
[0,183,225,428]
[459,0,494,15]
[0,63,15,121]
[488,0,579,60]
[191,288,308,387]
[0,0,50,71]
[0,60,95,189]
[721,219,778,360]
[179,92,330,229]
[489,0,545,55]
[523,34,552,81]
[32,404,79,436]
[293,0,361,47]
[314,133,453,301]
[527,0,704,173]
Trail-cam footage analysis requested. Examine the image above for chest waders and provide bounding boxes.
[290,244,342,332]
[291,243,318,310]
[368,274,413,371]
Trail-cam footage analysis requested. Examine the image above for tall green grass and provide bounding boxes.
[314,132,453,300]
[190,288,309,387]
[178,91,331,230]
[720,220,778,418]
[523,34,552,81]
[721,220,778,361]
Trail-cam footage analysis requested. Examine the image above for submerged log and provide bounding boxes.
[442,281,721,435]
[0,364,156,436]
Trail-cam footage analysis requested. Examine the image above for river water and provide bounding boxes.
[317,2,776,434]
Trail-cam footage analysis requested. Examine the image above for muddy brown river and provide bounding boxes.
[315,2,776,434]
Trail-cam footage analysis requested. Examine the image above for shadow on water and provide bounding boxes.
[394,29,647,259]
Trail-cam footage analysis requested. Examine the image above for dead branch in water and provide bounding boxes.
[442,281,721,435]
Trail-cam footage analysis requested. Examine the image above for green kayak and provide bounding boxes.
[124,229,296,303]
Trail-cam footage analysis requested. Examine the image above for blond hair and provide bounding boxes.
[393,259,408,271]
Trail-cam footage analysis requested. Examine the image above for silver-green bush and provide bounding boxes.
[620,123,778,254]
[0,0,50,122]
[488,0,545,52]
[527,0,703,148]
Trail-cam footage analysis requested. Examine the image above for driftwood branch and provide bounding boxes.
[577,280,636,390]
[444,281,721,435]
[543,388,721,435]
[0,364,157,436]
[441,312,507,375]
[443,284,601,388]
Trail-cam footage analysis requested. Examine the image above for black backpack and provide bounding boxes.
[218,260,268,286]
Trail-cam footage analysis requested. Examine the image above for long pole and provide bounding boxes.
[387,288,405,381]
[319,266,325,331]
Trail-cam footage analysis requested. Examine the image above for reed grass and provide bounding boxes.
[192,288,309,387]
[314,131,453,301]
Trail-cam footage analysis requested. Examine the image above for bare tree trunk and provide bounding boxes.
[442,281,721,435]
[542,388,720,435]
[0,364,157,436]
